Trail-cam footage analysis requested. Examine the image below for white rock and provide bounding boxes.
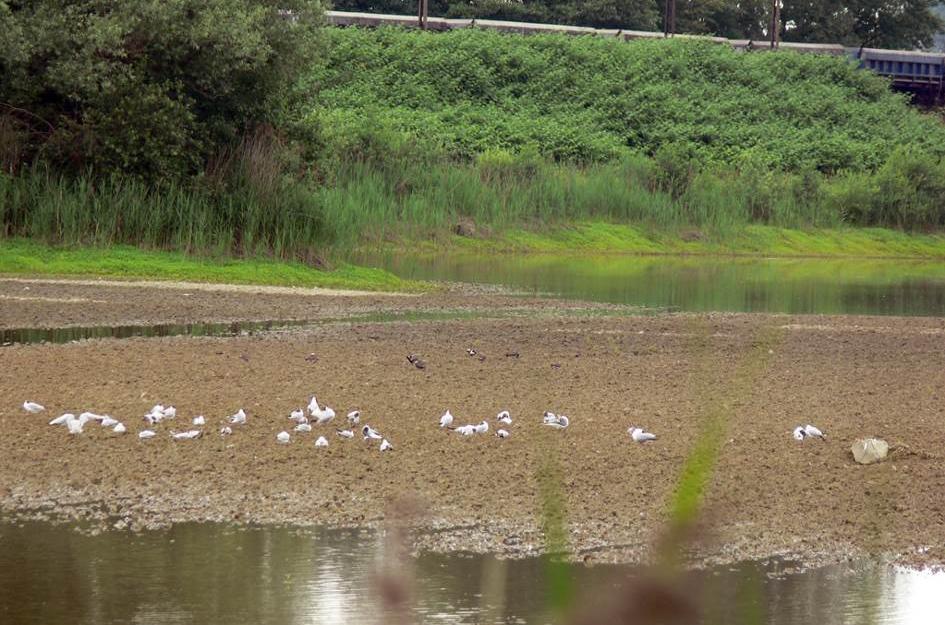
[276,431,290,444]
[113,423,127,434]
[851,438,889,465]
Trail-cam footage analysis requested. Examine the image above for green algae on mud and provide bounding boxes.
[0,240,429,293]
[438,222,945,259]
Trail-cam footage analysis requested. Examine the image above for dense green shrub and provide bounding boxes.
[305,27,945,174]
[0,0,323,179]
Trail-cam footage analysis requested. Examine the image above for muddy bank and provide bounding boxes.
[1,280,944,568]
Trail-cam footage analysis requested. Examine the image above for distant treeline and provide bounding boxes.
[332,0,943,49]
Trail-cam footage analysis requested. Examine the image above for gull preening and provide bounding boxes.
[496,429,510,438]
[139,430,156,439]
[794,424,826,441]
[315,436,328,447]
[276,431,290,444]
[628,426,657,443]
[380,439,393,452]
[22,401,44,413]
[496,410,512,425]
[308,396,336,425]
[337,429,354,439]
[362,425,382,440]
[229,409,247,425]
[439,410,454,428]
[543,414,569,430]
[347,410,361,425]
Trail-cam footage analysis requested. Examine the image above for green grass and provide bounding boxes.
[430,222,945,258]
[0,239,427,292]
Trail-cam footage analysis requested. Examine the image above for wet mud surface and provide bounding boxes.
[1,278,944,568]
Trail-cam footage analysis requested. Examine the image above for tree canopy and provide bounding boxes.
[0,0,323,179]
[331,0,944,49]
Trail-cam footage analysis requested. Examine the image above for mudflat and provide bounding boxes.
[1,278,943,567]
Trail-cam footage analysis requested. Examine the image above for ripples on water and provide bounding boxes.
[0,522,941,625]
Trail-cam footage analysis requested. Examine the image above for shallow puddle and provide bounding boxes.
[356,252,945,317]
[0,521,940,624]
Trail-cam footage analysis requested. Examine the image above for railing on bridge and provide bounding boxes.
[324,10,945,102]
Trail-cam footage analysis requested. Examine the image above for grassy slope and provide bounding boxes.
[0,240,426,292]
[425,222,945,258]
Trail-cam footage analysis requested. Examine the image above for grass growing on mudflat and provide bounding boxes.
[449,222,945,258]
[0,240,425,292]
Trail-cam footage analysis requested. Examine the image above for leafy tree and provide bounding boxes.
[781,1,943,49]
[0,0,323,179]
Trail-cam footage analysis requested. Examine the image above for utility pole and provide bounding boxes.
[418,0,428,29]
[770,0,780,48]
[664,0,675,38]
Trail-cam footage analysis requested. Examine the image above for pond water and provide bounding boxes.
[356,253,945,317]
[0,521,941,625]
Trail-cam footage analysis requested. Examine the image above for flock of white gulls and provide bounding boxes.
[23,399,827,447]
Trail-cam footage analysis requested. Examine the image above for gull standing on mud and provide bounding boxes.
[362,425,382,440]
[628,426,657,443]
[22,401,44,413]
[139,430,156,439]
[347,410,360,425]
[289,409,307,424]
[380,439,393,452]
[113,423,127,434]
[474,420,489,434]
[496,429,510,438]
[295,422,312,432]
[439,410,454,428]
[193,415,205,426]
[220,426,233,436]
[315,436,328,447]
[337,429,354,439]
[496,410,512,425]
[229,409,247,425]
[276,431,290,444]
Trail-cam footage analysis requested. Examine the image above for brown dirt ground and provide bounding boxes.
[1,278,944,567]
